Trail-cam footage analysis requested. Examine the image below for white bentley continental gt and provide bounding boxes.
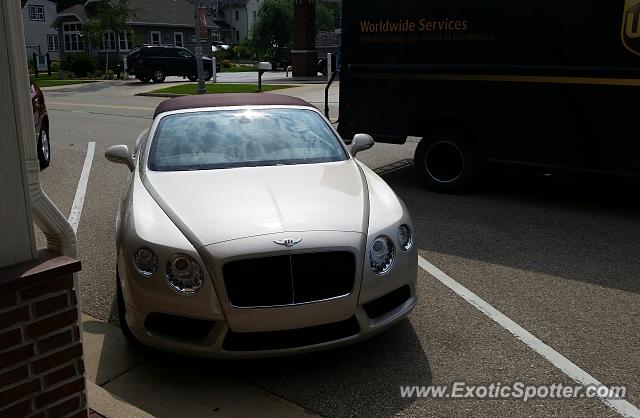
[105,93,417,357]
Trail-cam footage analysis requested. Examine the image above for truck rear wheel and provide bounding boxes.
[414,130,477,193]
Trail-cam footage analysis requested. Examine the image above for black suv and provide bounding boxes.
[127,45,220,83]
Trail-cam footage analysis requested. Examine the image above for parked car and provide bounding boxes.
[105,93,417,358]
[127,45,221,83]
[211,42,231,52]
[30,80,50,169]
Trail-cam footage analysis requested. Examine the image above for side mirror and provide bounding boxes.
[105,145,135,171]
[350,133,374,157]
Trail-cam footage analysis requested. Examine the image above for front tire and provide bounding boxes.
[187,75,197,82]
[116,270,141,347]
[151,69,166,83]
[414,130,477,193]
[37,126,50,170]
[203,69,212,81]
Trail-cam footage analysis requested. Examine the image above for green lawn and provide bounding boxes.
[149,83,293,95]
[30,72,70,80]
[30,72,96,87]
[32,79,96,87]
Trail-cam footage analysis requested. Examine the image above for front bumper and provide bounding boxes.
[119,231,417,358]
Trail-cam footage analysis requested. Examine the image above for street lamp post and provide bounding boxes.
[194,0,206,94]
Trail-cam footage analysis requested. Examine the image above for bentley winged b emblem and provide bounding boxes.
[274,237,302,247]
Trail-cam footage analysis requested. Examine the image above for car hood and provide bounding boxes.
[143,160,368,246]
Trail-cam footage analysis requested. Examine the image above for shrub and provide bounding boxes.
[61,57,72,71]
[70,53,96,77]
[105,70,115,80]
[50,59,61,72]
[237,40,255,60]
[93,70,104,78]
[65,72,74,80]
[222,59,231,68]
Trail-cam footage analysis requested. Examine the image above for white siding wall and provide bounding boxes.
[246,0,259,39]
[225,0,259,43]
[22,0,59,59]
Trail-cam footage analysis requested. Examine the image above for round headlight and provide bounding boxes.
[397,224,413,252]
[133,247,158,277]
[369,235,395,275]
[165,254,204,295]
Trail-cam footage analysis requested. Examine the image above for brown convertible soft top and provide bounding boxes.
[153,93,313,118]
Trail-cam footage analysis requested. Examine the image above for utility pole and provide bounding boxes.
[194,0,206,94]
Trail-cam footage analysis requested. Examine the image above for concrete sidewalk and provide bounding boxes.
[81,314,317,418]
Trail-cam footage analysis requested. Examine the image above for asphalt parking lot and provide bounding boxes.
[36,78,640,417]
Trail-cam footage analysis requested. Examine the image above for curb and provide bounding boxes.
[135,92,188,98]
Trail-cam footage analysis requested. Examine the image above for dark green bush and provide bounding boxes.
[70,53,96,77]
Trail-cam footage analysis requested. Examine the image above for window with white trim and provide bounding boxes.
[151,31,162,45]
[29,5,45,21]
[48,34,59,52]
[63,22,84,52]
[119,32,133,51]
[101,31,117,51]
[174,32,184,47]
[101,31,133,52]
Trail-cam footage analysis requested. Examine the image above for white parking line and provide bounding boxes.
[417,255,640,418]
[68,142,95,233]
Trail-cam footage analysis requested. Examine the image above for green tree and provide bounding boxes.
[251,0,338,62]
[316,1,338,32]
[82,0,138,73]
[251,0,293,62]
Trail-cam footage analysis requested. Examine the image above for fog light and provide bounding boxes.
[165,254,204,295]
[397,224,413,252]
[133,247,158,277]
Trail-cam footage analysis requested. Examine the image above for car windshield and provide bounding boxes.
[147,108,348,171]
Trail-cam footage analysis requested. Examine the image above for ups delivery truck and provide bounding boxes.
[336,0,640,192]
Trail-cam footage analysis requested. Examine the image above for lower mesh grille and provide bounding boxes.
[363,285,411,319]
[144,313,214,341]
[223,316,360,351]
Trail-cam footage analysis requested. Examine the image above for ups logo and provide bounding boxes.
[623,0,640,56]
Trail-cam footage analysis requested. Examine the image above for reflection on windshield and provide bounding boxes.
[148,109,347,171]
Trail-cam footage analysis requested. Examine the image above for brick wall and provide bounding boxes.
[1,251,85,418]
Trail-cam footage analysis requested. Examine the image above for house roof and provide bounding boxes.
[51,4,88,27]
[316,31,338,48]
[127,0,218,28]
[55,0,220,29]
